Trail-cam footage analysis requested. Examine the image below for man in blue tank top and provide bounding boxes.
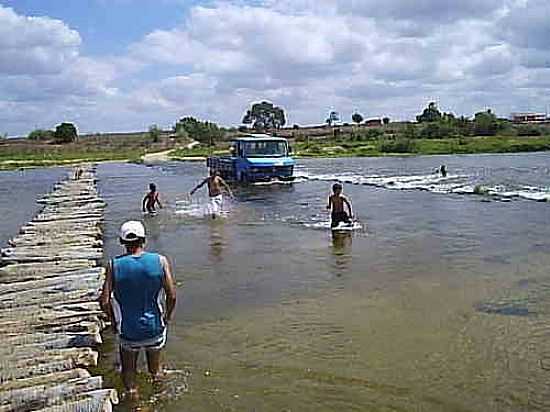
[100,220,177,399]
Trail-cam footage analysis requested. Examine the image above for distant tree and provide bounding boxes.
[352,112,364,125]
[28,129,55,140]
[148,124,161,143]
[242,101,286,130]
[473,109,498,136]
[174,125,189,139]
[382,117,390,125]
[325,111,340,126]
[54,123,78,143]
[175,116,224,146]
[292,124,300,129]
[416,102,442,123]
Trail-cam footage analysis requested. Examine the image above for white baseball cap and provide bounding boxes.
[119,220,146,241]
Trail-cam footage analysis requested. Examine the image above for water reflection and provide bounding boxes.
[330,232,352,277]
[143,213,162,244]
[208,222,227,264]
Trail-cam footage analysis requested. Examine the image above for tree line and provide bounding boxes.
[23,100,547,146]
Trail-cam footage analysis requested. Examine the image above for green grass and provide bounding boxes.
[0,144,148,170]
[293,135,550,157]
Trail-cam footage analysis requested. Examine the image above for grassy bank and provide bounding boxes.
[293,135,550,157]
[0,133,176,170]
[166,135,550,160]
[0,148,146,170]
[2,133,549,170]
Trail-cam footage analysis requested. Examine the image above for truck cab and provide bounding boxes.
[207,134,295,183]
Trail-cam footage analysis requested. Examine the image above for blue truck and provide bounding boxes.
[206,134,295,183]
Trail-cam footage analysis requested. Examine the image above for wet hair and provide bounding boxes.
[332,183,343,192]
[149,183,156,191]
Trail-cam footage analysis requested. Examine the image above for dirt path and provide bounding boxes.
[141,149,174,163]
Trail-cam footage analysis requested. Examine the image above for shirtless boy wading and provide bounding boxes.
[190,169,234,218]
[327,183,354,228]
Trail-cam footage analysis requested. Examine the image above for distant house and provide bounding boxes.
[510,112,547,123]
[364,118,382,127]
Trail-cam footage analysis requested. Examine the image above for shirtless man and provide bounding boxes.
[142,183,163,214]
[327,183,353,228]
[190,169,234,218]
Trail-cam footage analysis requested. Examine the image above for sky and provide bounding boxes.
[0,0,549,136]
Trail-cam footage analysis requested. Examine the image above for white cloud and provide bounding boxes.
[2,1,550,135]
[0,6,81,75]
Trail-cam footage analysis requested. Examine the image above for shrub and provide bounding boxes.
[28,129,54,140]
[420,123,454,139]
[364,129,383,140]
[516,125,542,136]
[175,117,223,145]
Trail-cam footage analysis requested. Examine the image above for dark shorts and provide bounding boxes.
[331,212,351,228]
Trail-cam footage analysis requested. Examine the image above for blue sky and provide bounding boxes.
[2,0,191,55]
[1,0,549,135]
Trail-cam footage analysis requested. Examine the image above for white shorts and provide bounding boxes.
[208,195,223,215]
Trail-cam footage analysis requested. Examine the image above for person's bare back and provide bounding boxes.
[328,193,349,213]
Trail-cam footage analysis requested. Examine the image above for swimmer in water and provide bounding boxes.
[440,165,447,177]
[189,169,234,219]
[142,183,163,214]
[327,183,353,228]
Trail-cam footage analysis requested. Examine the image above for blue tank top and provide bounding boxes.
[112,252,165,341]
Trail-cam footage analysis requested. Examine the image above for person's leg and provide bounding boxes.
[331,213,338,228]
[146,348,163,382]
[120,346,139,395]
[208,197,216,219]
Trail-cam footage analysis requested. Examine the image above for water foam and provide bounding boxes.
[301,171,549,202]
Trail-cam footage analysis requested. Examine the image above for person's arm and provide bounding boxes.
[343,196,353,218]
[156,193,163,209]
[326,195,332,211]
[99,261,113,321]
[160,255,177,323]
[190,178,207,196]
[142,194,148,212]
[219,177,234,198]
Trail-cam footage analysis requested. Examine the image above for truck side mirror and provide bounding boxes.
[288,145,293,154]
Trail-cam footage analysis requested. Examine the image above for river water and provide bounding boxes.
[1,154,550,411]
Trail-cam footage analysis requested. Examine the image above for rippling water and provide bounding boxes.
[1,154,549,411]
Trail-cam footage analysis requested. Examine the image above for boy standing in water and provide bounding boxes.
[143,183,163,214]
[327,183,353,228]
[190,169,234,218]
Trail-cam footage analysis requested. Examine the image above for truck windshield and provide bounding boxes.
[243,141,287,157]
